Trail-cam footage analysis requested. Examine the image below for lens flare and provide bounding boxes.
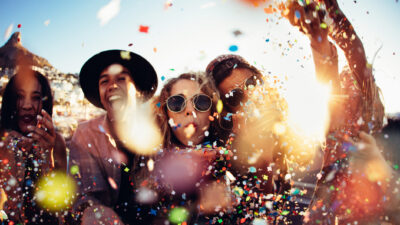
[116,101,162,155]
[285,77,331,142]
[35,171,76,211]
[169,207,189,224]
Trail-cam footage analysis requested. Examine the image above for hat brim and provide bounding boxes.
[79,50,158,108]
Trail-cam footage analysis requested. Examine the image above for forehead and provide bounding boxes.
[14,74,41,93]
[218,68,254,93]
[100,63,132,78]
[170,79,204,97]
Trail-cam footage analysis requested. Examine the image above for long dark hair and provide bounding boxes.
[0,70,53,132]
[154,72,223,149]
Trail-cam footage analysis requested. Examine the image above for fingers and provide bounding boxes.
[38,109,56,136]
[358,131,376,145]
[26,125,55,149]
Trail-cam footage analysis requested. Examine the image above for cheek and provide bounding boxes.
[98,87,106,102]
[197,112,211,130]
[167,110,182,126]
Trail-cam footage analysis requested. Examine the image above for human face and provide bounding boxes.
[15,74,42,135]
[99,64,137,119]
[167,79,212,146]
[218,68,257,113]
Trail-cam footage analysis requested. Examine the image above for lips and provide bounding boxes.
[19,114,35,124]
[184,122,197,138]
[185,122,197,129]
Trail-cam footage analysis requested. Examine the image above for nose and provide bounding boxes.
[184,99,195,116]
[107,79,118,92]
[21,97,33,110]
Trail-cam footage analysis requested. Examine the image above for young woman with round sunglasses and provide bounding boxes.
[156,73,222,148]
[152,72,233,223]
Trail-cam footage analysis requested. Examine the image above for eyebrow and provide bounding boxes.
[99,74,108,80]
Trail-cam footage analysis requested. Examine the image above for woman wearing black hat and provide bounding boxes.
[68,50,158,225]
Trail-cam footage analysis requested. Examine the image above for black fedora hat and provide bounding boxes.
[79,50,158,108]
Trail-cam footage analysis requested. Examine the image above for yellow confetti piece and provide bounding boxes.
[120,50,131,60]
[320,23,327,29]
[216,99,223,113]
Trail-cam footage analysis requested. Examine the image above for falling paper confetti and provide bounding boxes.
[139,25,149,33]
[229,45,238,52]
[169,207,189,224]
[3,24,13,41]
[233,29,243,37]
[201,2,216,9]
[97,0,121,26]
[44,19,50,26]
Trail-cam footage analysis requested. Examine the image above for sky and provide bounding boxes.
[0,0,400,113]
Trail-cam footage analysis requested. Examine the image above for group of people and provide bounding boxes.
[0,0,399,224]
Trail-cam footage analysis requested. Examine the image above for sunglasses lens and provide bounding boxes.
[167,95,185,112]
[225,89,244,107]
[245,76,263,90]
[193,95,212,111]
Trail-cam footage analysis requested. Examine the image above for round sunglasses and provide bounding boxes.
[166,94,212,113]
[223,75,263,108]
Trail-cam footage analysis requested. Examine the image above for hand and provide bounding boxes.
[26,109,56,151]
[81,205,124,225]
[25,109,56,169]
[283,0,329,48]
[349,132,393,183]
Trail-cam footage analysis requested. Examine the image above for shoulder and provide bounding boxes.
[69,115,107,154]
[72,115,107,142]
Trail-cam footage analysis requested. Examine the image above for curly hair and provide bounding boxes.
[154,72,222,149]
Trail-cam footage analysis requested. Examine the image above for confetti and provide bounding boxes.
[70,165,79,175]
[169,207,189,224]
[35,172,77,211]
[4,24,13,40]
[108,177,118,190]
[295,10,301,19]
[97,0,120,26]
[44,20,50,26]
[216,99,223,113]
[139,25,149,33]
[229,45,238,52]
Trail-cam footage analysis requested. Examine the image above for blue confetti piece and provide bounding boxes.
[156,102,161,108]
[161,76,165,81]
[98,125,105,133]
[229,45,238,52]
[249,166,256,173]
[343,142,356,152]
[265,38,270,42]
[150,209,157,215]
[26,179,32,186]
[295,10,301,19]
